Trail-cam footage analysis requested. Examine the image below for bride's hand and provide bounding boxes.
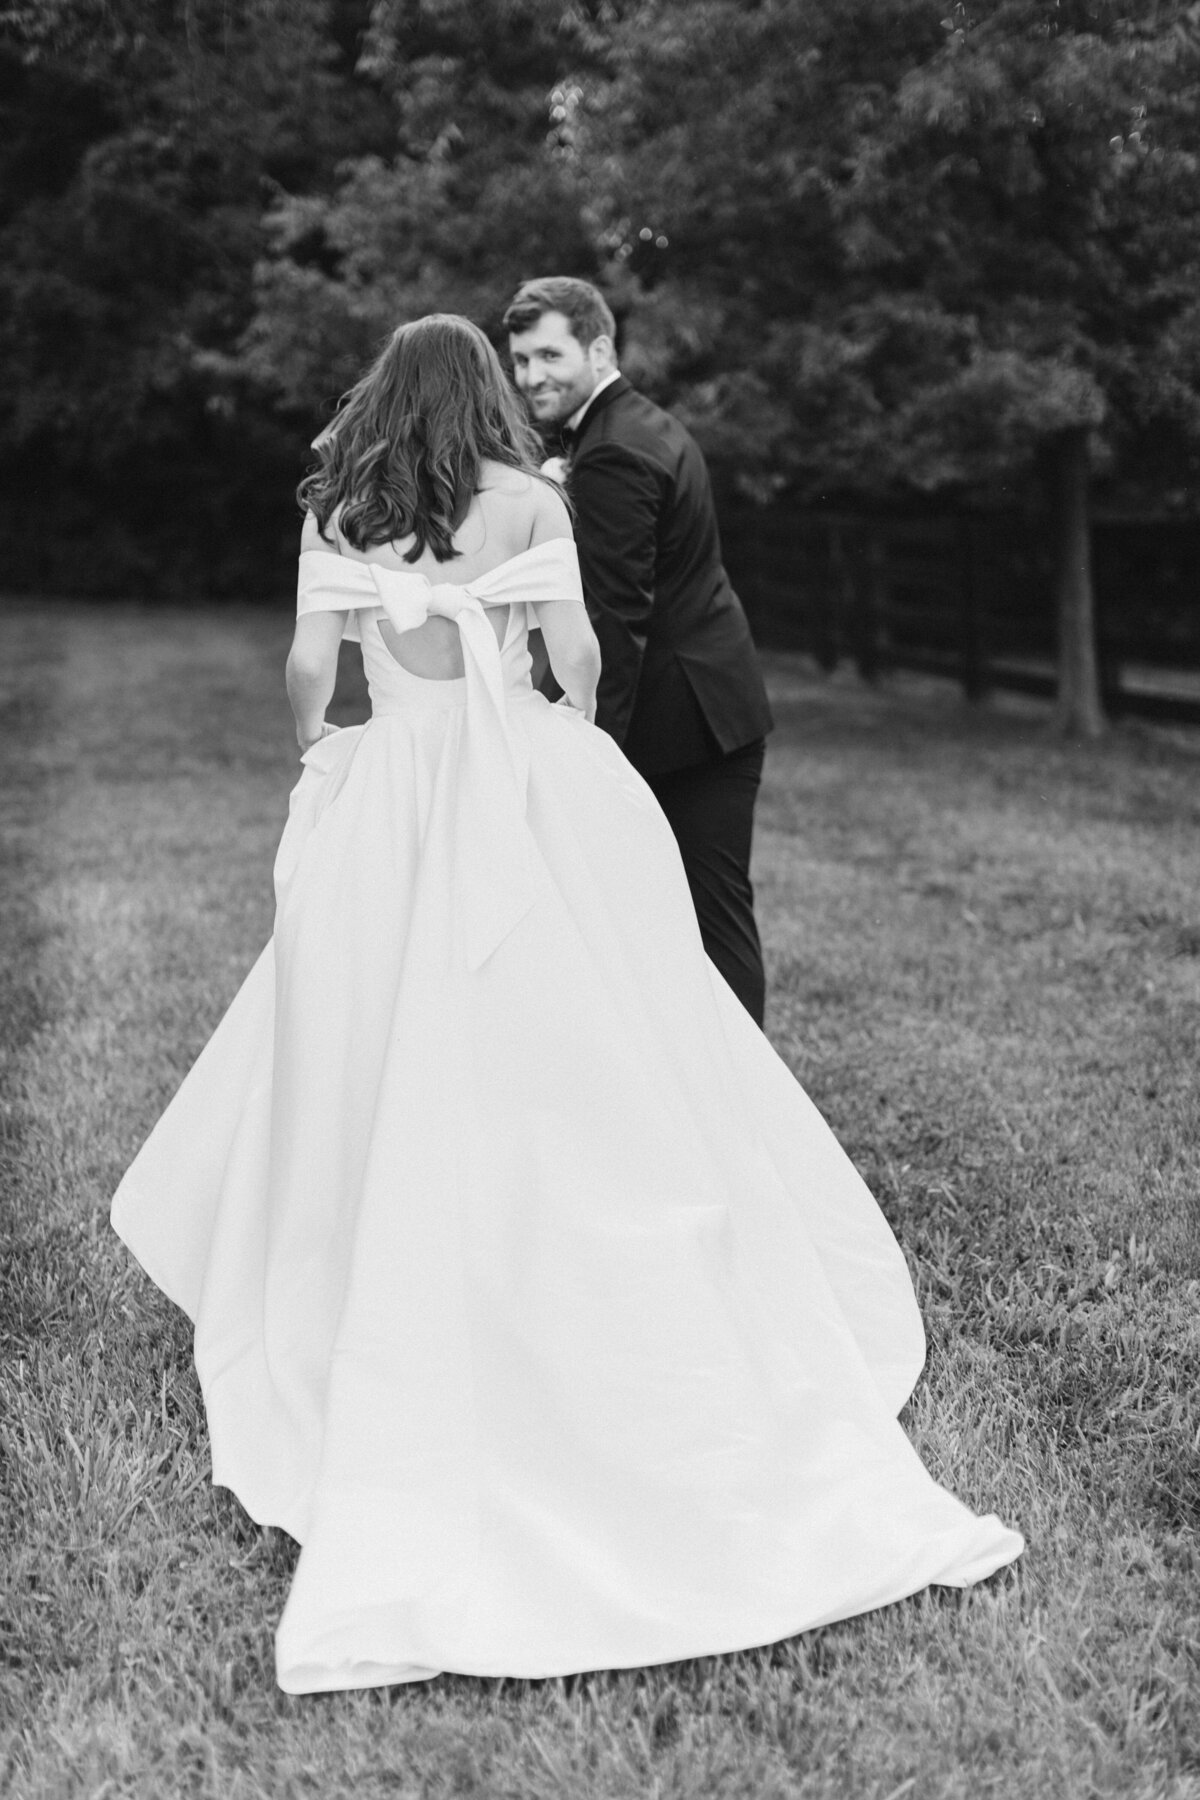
[298,721,340,755]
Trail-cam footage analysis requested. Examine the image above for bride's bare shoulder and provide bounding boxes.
[300,505,362,559]
[526,475,572,544]
[477,461,571,549]
[300,508,333,553]
[478,459,536,497]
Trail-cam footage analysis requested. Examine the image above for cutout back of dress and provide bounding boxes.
[327,477,543,680]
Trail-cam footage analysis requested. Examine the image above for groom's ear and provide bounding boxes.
[589,334,618,374]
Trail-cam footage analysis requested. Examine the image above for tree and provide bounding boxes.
[586,0,1200,734]
[6,0,1199,644]
[237,0,611,422]
[0,1,391,593]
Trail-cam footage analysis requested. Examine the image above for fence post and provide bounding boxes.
[853,524,888,682]
[1091,523,1124,720]
[734,505,761,641]
[957,515,988,702]
[827,519,853,674]
[810,519,838,672]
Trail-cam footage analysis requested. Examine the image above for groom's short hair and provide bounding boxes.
[503,278,616,349]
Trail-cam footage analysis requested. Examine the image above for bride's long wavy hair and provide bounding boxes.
[298,314,548,562]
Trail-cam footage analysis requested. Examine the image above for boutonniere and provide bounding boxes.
[540,454,570,487]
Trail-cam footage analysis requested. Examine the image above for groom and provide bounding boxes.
[503,277,774,1026]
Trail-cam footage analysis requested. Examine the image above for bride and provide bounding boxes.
[111,313,1022,1695]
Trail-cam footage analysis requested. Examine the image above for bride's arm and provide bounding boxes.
[287,614,344,751]
[288,513,348,751]
[528,485,601,722]
[535,599,600,720]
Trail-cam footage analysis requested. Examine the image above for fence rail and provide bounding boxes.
[719,507,1200,726]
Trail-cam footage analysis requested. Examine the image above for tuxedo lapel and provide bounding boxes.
[566,376,631,452]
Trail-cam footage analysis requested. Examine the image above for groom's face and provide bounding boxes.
[509,311,608,429]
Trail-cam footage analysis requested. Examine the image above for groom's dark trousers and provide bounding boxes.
[562,377,774,1026]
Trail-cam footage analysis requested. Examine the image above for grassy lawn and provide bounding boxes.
[2,601,1198,1799]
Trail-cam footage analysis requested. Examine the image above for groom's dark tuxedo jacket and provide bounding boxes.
[564,377,772,775]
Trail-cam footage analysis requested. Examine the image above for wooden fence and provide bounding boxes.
[719,507,1200,726]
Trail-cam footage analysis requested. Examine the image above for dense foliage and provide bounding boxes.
[3,0,1199,676]
[0,0,391,594]
[580,0,1200,727]
[238,0,608,415]
[593,2,1200,489]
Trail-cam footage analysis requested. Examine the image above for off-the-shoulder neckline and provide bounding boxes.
[298,537,576,587]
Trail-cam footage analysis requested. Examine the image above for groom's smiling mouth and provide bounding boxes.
[520,383,588,432]
[528,386,567,413]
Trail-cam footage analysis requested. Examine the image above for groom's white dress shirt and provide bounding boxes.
[564,369,622,437]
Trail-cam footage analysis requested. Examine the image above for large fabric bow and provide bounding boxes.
[294,550,544,971]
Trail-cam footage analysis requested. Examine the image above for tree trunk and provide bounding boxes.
[1050,428,1106,737]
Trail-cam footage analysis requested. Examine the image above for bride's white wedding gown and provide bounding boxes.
[111,536,1022,1694]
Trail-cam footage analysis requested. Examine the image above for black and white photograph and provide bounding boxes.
[2,3,1198,1795]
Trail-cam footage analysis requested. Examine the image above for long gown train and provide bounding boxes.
[111,539,1022,1694]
